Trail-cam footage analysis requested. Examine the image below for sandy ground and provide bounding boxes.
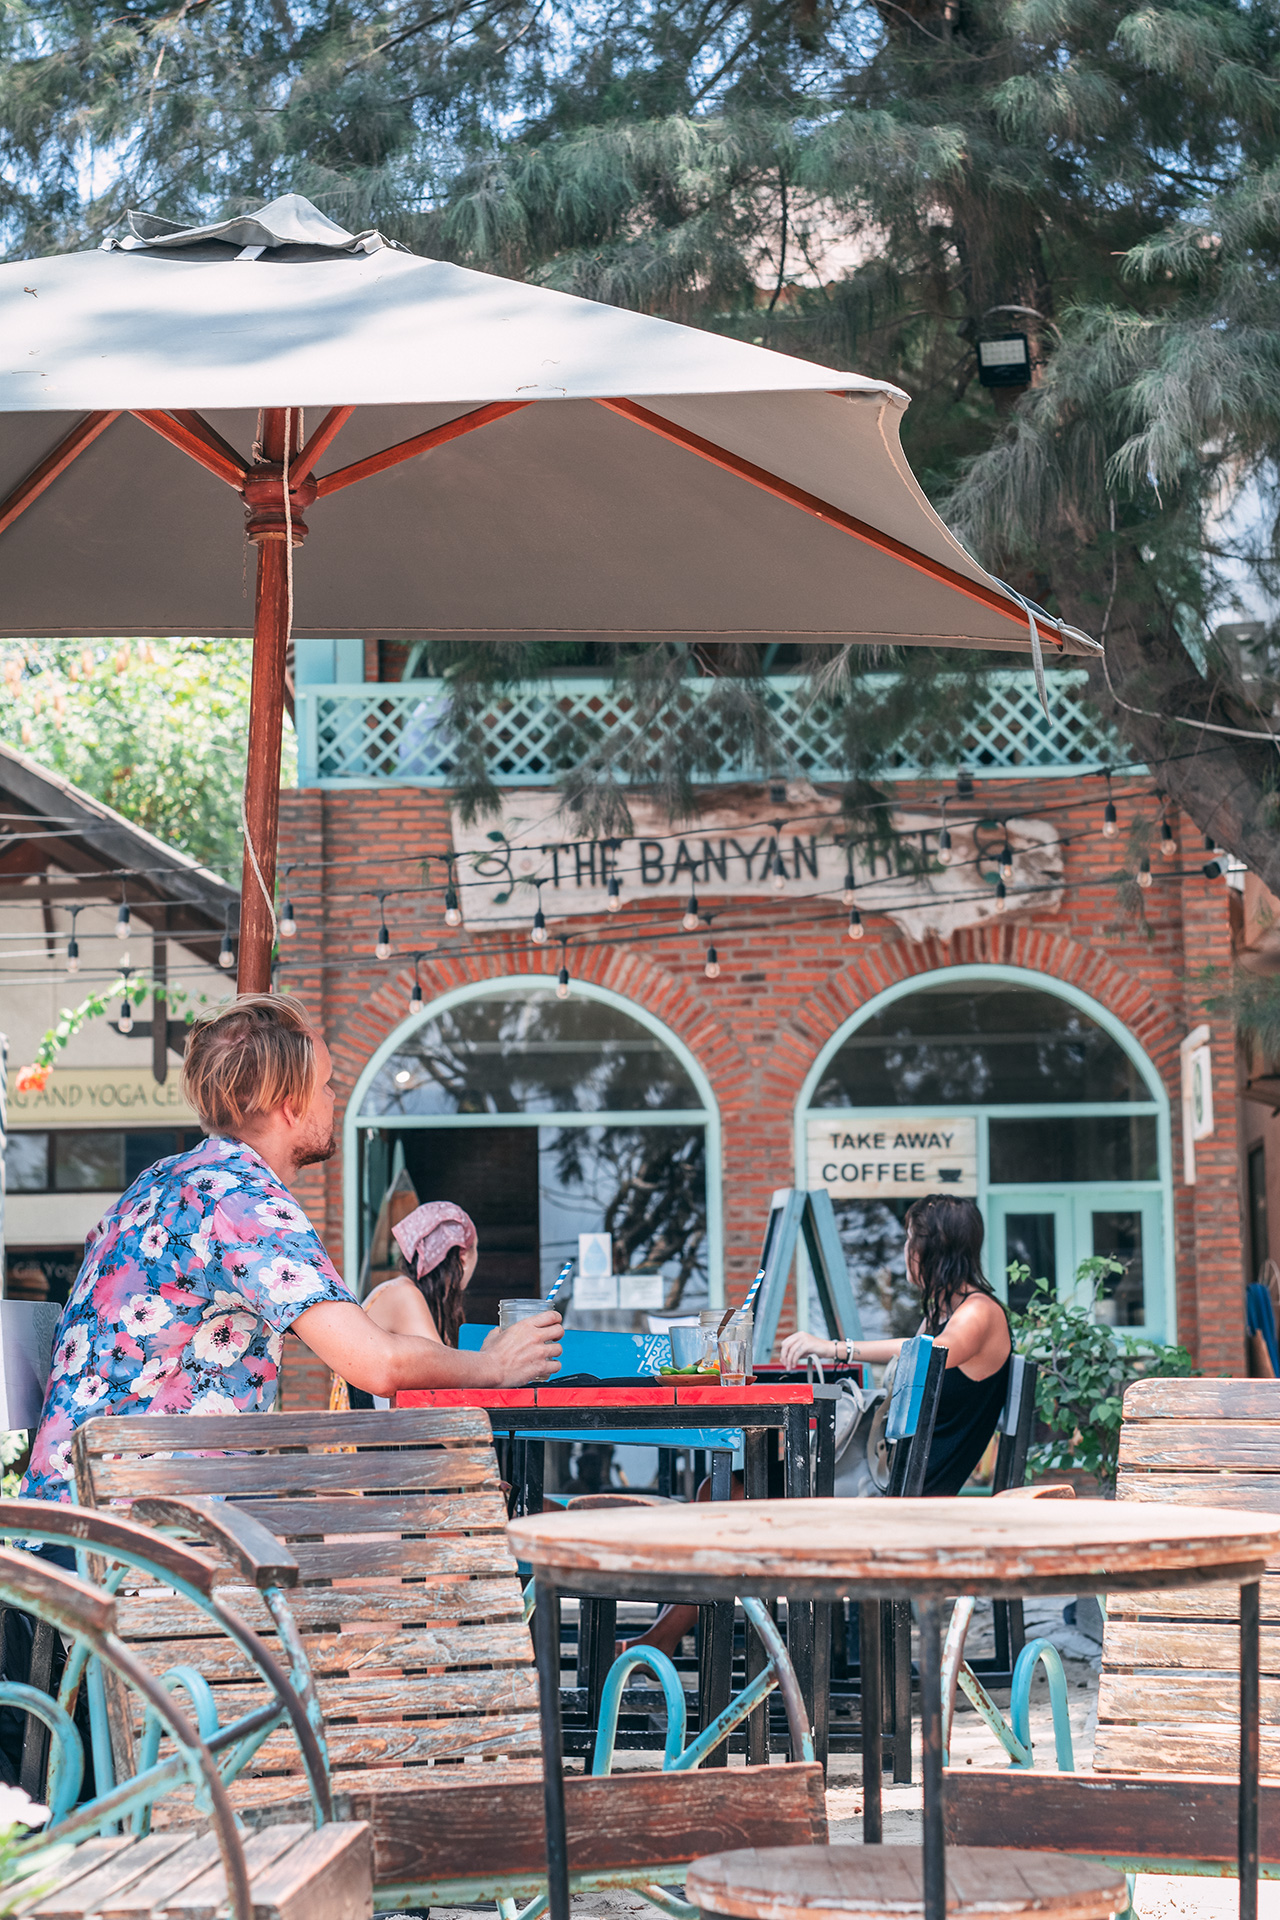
[415,1597,1258,1920]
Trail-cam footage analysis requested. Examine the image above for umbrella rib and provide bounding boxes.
[293,406,356,484]
[132,410,246,486]
[166,410,252,480]
[594,395,1067,648]
[314,400,531,497]
[0,411,121,538]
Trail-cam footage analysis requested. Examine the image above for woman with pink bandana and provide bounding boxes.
[346,1203,479,1410]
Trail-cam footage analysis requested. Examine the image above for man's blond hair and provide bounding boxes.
[181,994,319,1134]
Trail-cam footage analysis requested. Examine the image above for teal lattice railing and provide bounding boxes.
[294,671,1126,789]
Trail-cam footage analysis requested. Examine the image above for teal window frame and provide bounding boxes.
[343,974,725,1305]
[792,963,1176,1341]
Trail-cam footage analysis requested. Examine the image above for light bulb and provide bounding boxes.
[999,842,1014,882]
[118,1000,133,1034]
[116,903,131,940]
[218,933,235,969]
[842,867,856,906]
[1102,800,1118,839]
[772,852,787,892]
[66,939,79,975]
[682,891,700,933]
[444,887,462,928]
[704,947,720,979]
[1160,820,1177,858]
[994,878,1007,913]
[279,899,298,938]
[410,981,423,1011]
[937,828,952,866]
[1137,857,1152,890]
[606,877,621,913]
[556,966,570,1000]
[847,907,864,940]
[531,908,549,946]
[375,924,392,959]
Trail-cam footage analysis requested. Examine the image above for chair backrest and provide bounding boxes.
[74,1408,539,1806]
[1097,1377,1280,1777]
[886,1338,947,1496]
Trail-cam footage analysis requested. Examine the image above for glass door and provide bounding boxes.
[1072,1191,1163,1335]
[987,1193,1073,1314]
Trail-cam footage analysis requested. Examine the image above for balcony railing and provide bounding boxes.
[294,671,1125,789]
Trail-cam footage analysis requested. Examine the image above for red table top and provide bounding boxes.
[396,1382,814,1410]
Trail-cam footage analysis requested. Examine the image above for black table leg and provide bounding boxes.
[919,1598,946,1920]
[1241,1578,1260,1920]
[743,1430,770,1766]
[859,1600,883,1844]
[783,1407,817,1760]
[892,1600,913,1784]
[701,1449,735,1768]
[534,1580,570,1920]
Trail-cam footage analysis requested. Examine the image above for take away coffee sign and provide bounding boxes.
[807,1116,977,1199]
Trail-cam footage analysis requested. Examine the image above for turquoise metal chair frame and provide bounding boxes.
[0,1545,256,1920]
[497,1596,812,1920]
[0,1500,331,1829]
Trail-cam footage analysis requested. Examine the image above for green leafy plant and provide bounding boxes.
[16,973,211,1090]
[1009,1258,1197,1491]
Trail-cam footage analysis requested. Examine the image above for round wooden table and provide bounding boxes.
[510,1497,1280,1920]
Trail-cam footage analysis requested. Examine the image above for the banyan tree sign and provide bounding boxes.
[450,786,1064,943]
[807,1116,978,1198]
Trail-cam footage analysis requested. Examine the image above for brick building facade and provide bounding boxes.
[275,763,1246,1407]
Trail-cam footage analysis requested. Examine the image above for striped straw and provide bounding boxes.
[543,1260,574,1310]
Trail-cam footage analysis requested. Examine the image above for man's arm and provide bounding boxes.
[291,1301,562,1396]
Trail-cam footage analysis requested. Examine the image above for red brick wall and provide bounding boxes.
[275,781,1245,1403]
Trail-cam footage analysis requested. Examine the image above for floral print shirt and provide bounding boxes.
[21,1135,354,1505]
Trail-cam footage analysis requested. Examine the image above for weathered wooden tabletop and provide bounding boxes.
[508,1496,1280,1599]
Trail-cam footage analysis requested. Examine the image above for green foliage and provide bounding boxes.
[1009,1258,1197,1489]
[0,640,294,878]
[19,972,210,1080]
[0,1430,26,1499]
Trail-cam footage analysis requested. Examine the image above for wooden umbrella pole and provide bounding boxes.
[238,408,315,994]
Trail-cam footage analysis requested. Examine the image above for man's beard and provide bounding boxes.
[294,1130,337,1169]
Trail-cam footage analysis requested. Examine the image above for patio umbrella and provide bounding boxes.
[0,193,1097,991]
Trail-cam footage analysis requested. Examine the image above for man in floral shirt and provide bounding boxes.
[23,995,561,1504]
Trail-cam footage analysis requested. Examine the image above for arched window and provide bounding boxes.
[799,967,1172,1338]
[346,980,721,1323]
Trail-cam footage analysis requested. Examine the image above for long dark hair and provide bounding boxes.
[402,1244,468,1347]
[904,1195,998,1335]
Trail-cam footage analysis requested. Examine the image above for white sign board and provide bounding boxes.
[451,790,1065,944]
[807,1116,978,1200]
[1180,1025,1214,1186]
[9,1066,200,1130]
[573,1273,666,1310]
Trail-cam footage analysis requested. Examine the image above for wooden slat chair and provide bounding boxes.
[74,1408,827,1913]
[0,1540,370,1920]
[944,1377,1280,1874]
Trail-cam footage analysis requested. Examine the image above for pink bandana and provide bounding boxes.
[393,1201,478,1277]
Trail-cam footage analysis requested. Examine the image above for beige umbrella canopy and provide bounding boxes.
[0,194,1097,988]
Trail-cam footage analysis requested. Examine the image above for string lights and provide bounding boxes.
[682,890,700,932]
[1102,771,1118,839]
[443,857,462,929]
[847,906,864,940]
[556,940,571,1001]
[531,881,549,946]
[704,945,720,979]
[999,836,1015,883]
[995,878,1008,912]
[1160,811,1177,858]
[218,904,235,970]
[936,799,952,866]
[410,956,423,1012]
[375,893,392,960]
[65,906,81,975]
[1137,857,1153,890]
[607,876,621,912]
[117,967,134,1034]
[116,890,131,941]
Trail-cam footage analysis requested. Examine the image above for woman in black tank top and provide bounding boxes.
[779,1193,1012,1496]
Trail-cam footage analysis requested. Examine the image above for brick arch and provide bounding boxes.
[763,923,1186,1112]
[326,933,758,1111]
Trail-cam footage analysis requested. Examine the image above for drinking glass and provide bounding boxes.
[499,1298,559,1327]
[718,1335,750,1387]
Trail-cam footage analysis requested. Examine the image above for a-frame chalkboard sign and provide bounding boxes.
[750,1187,863,1361]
